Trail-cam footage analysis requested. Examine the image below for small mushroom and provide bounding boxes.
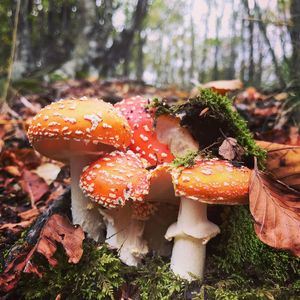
[80,150,154,266]
[27,97,131,240]
[166,158,251,281]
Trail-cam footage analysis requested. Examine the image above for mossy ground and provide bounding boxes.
[4,89,299,299]
[7,206,300,300]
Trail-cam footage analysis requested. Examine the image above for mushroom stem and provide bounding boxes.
[165,197,220,281]
[70,155,104,241]
[100,204,148,266]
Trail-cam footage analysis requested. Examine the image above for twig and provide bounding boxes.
[1,0,21,110]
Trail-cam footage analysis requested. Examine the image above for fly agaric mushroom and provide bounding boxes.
[166,158,251,281]
[27,97,131,240]
[155,114,199,156]
[80,150,156,266]
[115,96,174,166]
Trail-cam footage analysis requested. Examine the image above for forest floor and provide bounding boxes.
[0,78,299,299]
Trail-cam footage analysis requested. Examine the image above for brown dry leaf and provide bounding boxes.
[3,165,22,177]
[249,168,300,256]
[18,208,41,221]
[256,141,300,190]
[33,163,61,185]
[0,220,34,230]
[0,214,84,293]
[36,214,85,266]
[219,137,245,161]
[20,169,49,206]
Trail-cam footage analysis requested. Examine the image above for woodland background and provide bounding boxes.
[1,0,300,93]
[1,0,300,299]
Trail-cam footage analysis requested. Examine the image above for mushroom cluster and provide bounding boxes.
[28,94,252,281]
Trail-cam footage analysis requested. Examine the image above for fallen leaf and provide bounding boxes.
[18,208,41,221]
[36,214,84,266]
[219,137,245,161]
[33,163,61,185]
[249,168,300,256]
[256,141,300,190]
[0,220,34,230]
[19,169,49,207]
[0,214,84,293]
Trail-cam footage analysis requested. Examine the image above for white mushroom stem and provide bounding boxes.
[99,204,148,266]
[70,155,104,242]
[165,197,220,281]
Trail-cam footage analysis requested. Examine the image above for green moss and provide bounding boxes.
[197,206,300,299]
[9,211,300,299]
[212,206,300,283]
[171,150,199,168]
[12,242,186,300]
[13,242,124,300]
[150,89,266,168]
[132,256,186,300]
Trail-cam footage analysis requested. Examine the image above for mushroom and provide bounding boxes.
[166,158,251,281]
[80,150,155,266]
[114,96,179,256]
[115,96,174,167]
[27,97,131,240]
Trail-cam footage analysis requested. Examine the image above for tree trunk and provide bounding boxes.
[55,0,100,78]
[242,0,255,85]
[12,0,33,79]
[254,1,285,88]
[199,1,211,83]
[240,19,246,82]
[100,0,149,76]
[136,29,146,82]
[212,2,224,81]
[289,0,300,88]
[189,13,195,84]
[225,4,237,80]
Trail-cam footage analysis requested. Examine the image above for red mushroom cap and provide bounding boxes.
[172,158,251,204]
[80,150,150,208]
[27,98,132,162]
[115,96,174,167]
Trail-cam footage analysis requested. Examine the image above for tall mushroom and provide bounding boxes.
[152,112,251,281]
[80,150,154,266]
[27,97,131,240]
[166,158,251,281]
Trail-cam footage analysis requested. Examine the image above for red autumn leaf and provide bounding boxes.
[249,168,300,256]
[0,214,84,293]
[20,169,49,206]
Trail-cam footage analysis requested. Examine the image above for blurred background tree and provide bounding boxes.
[1,0,300,93]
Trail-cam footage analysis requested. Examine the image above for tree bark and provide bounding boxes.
[242,0,255,85]
[212,1,224,81]
[189,13,195,84]
[254,1,285,88]
[12,0,33,79]
[289,0,300,88]
[136,29,146,81]
[225,3,238,80]
[199,1,211,83]
[100,0,149,76]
